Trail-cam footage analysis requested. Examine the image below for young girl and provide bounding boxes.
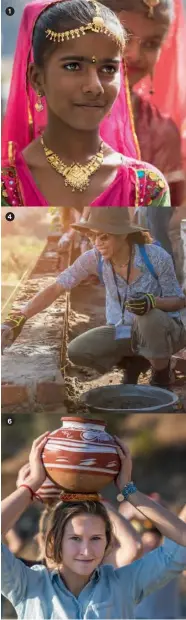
[2,431,186,619]
[1,0,170,207]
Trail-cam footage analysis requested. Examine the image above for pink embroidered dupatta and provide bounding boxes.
[2,150,132,206]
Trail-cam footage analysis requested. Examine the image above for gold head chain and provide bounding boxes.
[142,0,161,18]
[41,0,124,193]
[45,0,124,51]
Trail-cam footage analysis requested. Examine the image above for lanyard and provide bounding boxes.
[111,252,132,324]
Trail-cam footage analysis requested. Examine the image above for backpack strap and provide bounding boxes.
[97,252,104,285]
[138,245,159,281]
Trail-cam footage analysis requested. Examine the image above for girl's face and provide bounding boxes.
[89,231,127,261]
[118,10,169,87]
[30,33,121,130]
[61,514,107,576]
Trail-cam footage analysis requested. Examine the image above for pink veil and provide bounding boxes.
[134,0,186,169]
[2,0,139,163]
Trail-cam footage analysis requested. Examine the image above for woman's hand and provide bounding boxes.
[1,313,27,353]
[125,294,155,315]
[26,432,50,491]
[16,463,31,488]
[114,437,133,491]
[58,230,75,253]
[1,324,14,353]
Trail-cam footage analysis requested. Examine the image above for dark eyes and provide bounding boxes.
[125,30,161,51]
[70,536,102,540]
[102,65,117,74]
[63,62,81,71]
[142,41,161,50]
[63,62,117,74]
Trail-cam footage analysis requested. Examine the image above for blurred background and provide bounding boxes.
[1,208,50,316]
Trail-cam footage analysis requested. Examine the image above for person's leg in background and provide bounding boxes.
[147,206,174,258]
[169,207,186,287]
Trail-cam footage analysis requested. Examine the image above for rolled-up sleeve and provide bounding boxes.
[1,543,29,606]
[56,249,98,290]
[146,245,185,298]
[115,538,186,606]
[156,251,185,298]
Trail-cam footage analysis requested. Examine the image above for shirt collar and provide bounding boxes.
[51,566,100,585]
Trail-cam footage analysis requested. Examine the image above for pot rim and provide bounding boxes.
[61,417,105,425]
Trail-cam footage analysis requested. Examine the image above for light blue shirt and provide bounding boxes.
[135,578,181,619]
[2,539,186,619]
[56,244,184,325]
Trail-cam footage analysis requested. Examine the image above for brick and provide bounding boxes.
[172,355,186,374]
[36,381,65,405]
[2,384,29,406]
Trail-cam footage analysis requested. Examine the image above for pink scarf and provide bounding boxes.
[2,0,139,163]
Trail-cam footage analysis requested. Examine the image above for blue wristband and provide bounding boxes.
[117,481,137,502]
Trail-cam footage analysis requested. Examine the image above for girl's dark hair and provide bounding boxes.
[100,0,174,24]
[45,500,112,564]
[127,230,153,246]
[33,0,125,67]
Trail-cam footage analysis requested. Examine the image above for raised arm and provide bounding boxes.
[114,437,186,546]
[114,440,186,607]
[101,500,142,567]
[1,432,49,535]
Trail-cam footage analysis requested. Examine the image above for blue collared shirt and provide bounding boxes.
[56,244,184,325]
[2,539,186,619]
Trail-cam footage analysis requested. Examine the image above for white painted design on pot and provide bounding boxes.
[106,461,119,468]
[43,442,117,454]
[38,476,61,499]
[81,430,111,442]
[79,459,97,466]
[62,421,105,431]
[42,417,121,492]
[44,438,116,449]
[45,463,118,474]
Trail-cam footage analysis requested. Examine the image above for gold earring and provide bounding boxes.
[35,92,44,112]
[149,73,155,95]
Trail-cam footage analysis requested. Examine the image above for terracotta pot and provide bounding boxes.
[37,476,61,505]
[42,417,120,492]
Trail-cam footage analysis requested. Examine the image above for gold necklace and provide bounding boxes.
[41,136,104,192]
[113,250,134,269]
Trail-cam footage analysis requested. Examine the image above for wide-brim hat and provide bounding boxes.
[71,207,147,236]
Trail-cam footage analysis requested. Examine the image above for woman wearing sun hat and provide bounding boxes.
[2,208,186,387]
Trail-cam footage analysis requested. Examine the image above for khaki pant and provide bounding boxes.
[68,309,186,373]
